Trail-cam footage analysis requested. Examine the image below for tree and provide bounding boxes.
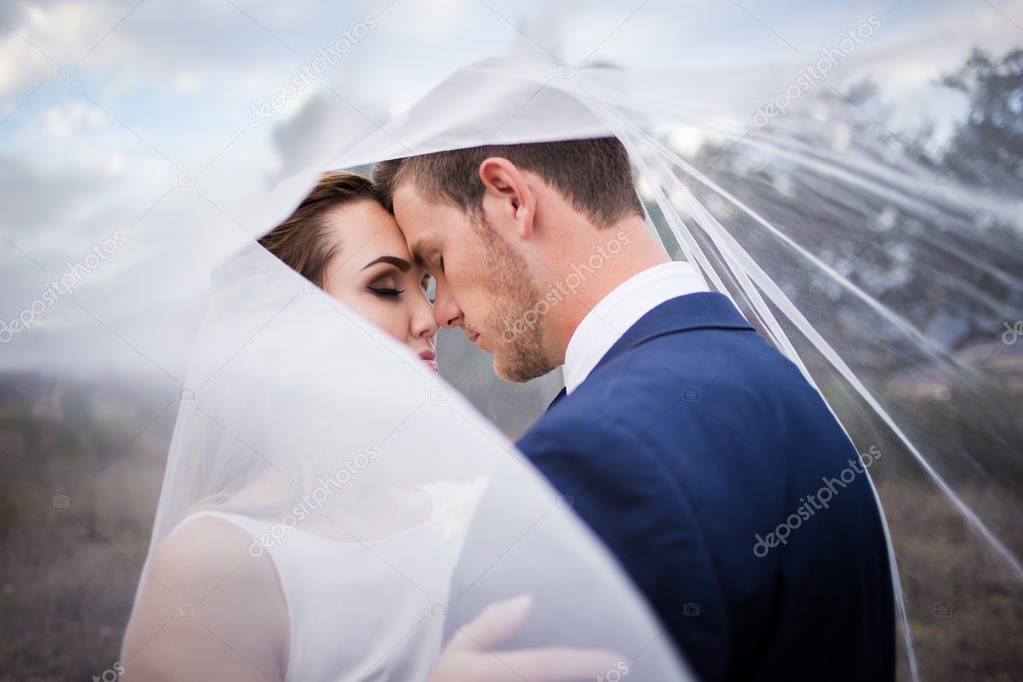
[939,47,1023,193]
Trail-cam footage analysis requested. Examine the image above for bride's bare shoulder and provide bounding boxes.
[148,515,259,588]
[122,516,288,681]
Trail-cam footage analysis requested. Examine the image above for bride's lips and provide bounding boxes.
[465,330,481,347]
[419,349,439,373]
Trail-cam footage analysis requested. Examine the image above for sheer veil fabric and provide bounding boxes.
[128,238,694,680]
[125,51,1022,681]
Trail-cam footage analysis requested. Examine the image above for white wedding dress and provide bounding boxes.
[172,481,484,681]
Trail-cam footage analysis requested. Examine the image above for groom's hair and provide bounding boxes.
[372,137,643,229]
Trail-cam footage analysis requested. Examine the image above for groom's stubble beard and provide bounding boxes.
[474,218,555,383]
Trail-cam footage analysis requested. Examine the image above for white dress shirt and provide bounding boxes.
[563,261,708,394]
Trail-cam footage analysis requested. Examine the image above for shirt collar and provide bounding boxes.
[563,261,708,394]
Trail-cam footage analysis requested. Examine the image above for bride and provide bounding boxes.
[120,171,663,681]
[120,170,450,680]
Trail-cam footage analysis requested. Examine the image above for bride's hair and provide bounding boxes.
[259,170,379,286]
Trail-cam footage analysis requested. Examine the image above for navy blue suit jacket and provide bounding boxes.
[516,293,895,682]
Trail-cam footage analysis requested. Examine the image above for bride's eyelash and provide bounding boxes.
[368,286,405,298]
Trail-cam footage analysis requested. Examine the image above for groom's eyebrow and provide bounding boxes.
[361,256,410,272]
[409,237,438,268]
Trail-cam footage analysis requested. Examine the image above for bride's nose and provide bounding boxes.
[410,291,438,342]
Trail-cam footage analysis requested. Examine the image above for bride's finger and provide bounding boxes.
[449,594,534,650]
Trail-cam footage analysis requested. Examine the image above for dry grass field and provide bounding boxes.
[1,370,1020,681]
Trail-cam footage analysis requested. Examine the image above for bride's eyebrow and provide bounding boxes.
[361,255,410,272]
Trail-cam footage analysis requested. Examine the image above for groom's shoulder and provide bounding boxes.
[518,393,640,454]
[586,324,811,414]
[522,325,828,455]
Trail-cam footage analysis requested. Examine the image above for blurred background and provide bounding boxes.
[1,0,1021,680]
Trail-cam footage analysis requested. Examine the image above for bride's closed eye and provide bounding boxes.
[367,273,405,298]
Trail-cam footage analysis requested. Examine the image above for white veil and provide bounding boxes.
[102,34,1020,682]
[126,198,694,679]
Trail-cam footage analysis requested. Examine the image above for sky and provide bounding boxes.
[0,0,1021,376]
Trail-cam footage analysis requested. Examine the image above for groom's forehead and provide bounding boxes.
[392,186,437,263]
[392,184,437,230]
[394,185,476,265]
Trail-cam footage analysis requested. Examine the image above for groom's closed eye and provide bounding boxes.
[410,238,443,274]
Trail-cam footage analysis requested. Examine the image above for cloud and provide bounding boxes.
[382,0,474,41]
[268,90,385,180]
[42,99,103,137]
[859,0,1023,92]
[0,155,107,243]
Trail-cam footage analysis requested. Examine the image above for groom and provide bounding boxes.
[374,138,894,682]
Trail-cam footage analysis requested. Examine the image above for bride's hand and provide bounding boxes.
[429,595,624,682]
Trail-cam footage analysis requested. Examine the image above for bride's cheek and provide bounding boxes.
[366,302,404,342]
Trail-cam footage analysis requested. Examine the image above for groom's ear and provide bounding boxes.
[478,157,536,241]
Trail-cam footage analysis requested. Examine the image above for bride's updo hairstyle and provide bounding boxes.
[259,170,379,286]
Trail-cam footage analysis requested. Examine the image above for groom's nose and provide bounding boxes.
[433,279,463,329]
